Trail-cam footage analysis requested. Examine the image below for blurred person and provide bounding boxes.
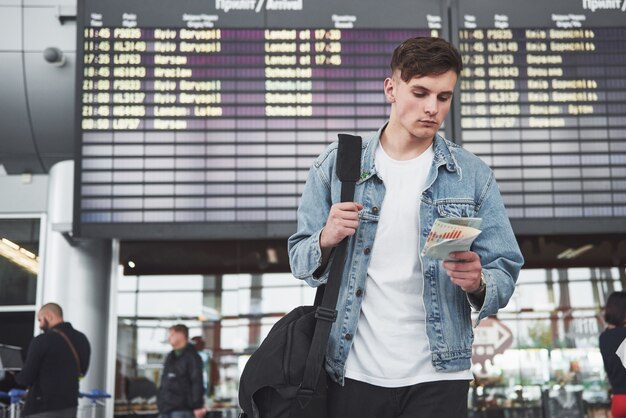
[600,291,626,418]
[16,303,90,418]
[158,325,205,418]
[288,36,524,417]
[190,336,210,396]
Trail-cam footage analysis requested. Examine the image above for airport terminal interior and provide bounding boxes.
[1,0,626,417]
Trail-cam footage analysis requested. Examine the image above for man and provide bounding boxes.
[288,37,524,417]
[190,336,210,396]
[16,303,91,418]
[157,325,205,418]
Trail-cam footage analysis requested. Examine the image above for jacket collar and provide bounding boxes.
[47,321,71,333]
[358,122,460,183]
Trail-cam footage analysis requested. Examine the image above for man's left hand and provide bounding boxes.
[442,251,483,293]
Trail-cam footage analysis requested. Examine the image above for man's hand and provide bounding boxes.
[320,202,363,249]
[193,407,206,418]
[442,251,483,293]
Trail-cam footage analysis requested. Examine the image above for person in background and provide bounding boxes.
[16,303,91,418]
[600,291,626,418]
[190,336,211,397]
[157,325,206,418]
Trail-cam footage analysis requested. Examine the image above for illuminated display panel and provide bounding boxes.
[455,0,626,233]
[75,0,442,239]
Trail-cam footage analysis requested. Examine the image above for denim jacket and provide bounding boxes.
[287,124,524,385]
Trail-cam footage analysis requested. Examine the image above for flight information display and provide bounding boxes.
[75,0,442,238]
[75,0,626,239]
[455,0,626,234]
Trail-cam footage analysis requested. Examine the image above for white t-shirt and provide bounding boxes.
[344,141,473,387]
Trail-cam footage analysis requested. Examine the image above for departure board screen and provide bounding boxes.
[455,0,626,234]
[75,0,442,239]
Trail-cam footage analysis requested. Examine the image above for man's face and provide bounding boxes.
[167,329,186,349]
[384,69,457,142]
[37,312,50,332]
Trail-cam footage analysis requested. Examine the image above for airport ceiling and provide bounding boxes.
[2,3,626,276]
[118,234,626,276]
[0,1,77,174]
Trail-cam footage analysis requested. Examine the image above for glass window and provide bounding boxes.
[137,291,202,317]
[116,267,623,416]
[471,266,620,416]
[0,219,40,306]
[115,272,314,415]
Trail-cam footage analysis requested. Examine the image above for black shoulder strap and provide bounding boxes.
[50,328,83,377]
[312,134,362,307]
[298,133,362,407]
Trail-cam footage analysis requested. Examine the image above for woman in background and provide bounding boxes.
[600,291,626,418]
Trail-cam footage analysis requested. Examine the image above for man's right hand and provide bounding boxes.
[193,407,207,418]
[320,202,363,249]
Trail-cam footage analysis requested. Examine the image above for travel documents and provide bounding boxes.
[421,217,482,261]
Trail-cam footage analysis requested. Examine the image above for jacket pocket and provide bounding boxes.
[435,199,477,218]
[357,211,379,222]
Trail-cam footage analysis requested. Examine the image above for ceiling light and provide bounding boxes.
[2,239,19,250]
[266,247,278,264]
[19,248,37,259]
[0,238,39,274]
[557,244,594,260]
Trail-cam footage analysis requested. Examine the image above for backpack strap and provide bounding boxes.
[50,328,83,378]
[298,133,362,407]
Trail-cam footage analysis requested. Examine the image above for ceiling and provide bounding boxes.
[118,233,626,276]
[119,239,291,276]
[2,2,625,277]
[0,0,77,174]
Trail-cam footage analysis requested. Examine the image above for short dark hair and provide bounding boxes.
[40,302,63,318]
[605,291,626,327]
[390,37,463,82]
[169,324,189,339]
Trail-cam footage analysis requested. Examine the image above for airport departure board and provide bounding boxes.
[75,0,626,239]
[455,0,626,234]
[75,0,442,239]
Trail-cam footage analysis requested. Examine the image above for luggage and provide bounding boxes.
[238,134,362,418]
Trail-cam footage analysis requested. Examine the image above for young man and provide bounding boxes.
[16,303,91,418]
[288,37,524,417]
[157,325,206,418]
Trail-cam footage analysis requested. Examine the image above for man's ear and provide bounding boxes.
[383,77,396,104]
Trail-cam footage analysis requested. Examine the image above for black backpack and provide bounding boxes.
[238,134,362,418]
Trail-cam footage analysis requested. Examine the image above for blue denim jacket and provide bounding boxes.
[287,124,524,385]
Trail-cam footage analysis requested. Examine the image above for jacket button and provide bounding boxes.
[371,207,379,214]
[364,247,371,255]
[355,288,363,297]
[345,333,353,340]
